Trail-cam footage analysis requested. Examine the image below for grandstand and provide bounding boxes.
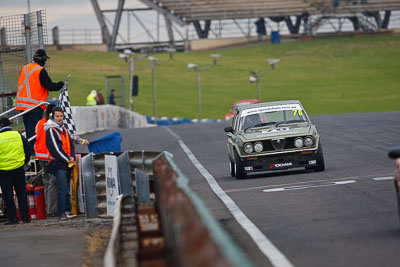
[140,0,400,36]
[145,0,400,21]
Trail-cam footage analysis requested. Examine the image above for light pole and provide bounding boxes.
[249,59,280,101]
[119,49,147,111]
[148,56,157,124]
[148,49,175,125]
[188,54,220,121]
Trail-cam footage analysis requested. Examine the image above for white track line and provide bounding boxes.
[165,127,294,267]
[263,180,356,193]
[372,176,393,181]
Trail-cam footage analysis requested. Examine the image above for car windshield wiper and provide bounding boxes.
[243,121,277,132]
[275,119,306,127]
[254,121,277,128]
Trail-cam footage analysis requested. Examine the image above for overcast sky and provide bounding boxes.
[0,0,176,43]
[1,0,149,29]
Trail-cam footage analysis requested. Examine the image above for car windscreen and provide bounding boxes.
[238,103,309,131]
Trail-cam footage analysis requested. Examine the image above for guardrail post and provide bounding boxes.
[117,151,134,197]
[81,153,98,218]
[135,168,150,203]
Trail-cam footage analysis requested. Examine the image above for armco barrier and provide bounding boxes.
[103,195,136,267]
[152,152,255,267]
[82,151,160,218]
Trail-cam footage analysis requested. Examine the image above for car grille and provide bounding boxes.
[261,137,297,151]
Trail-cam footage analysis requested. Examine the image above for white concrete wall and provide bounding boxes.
[71,105,152,135]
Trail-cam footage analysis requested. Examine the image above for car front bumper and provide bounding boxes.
[240,151,319,173]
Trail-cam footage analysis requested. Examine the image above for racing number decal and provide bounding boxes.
[293,109,303,116]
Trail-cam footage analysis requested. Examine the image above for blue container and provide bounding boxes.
[271,31,280,44]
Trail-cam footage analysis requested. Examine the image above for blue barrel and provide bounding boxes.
[271,31,280,44]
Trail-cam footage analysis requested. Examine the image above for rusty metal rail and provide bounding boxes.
[100,150,254,266]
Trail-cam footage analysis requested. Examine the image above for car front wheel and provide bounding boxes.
[234,150,247,179]
[230,159,236,177]
[312,141,325,172]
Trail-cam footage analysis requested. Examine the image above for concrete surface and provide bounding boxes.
[0,215,112,267]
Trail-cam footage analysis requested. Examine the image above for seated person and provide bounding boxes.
[243,114,262,130]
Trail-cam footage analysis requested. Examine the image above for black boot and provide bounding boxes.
[4,219,19,225]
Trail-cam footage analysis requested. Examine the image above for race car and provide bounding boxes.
[224,99,260,121]
[224,100,325,179]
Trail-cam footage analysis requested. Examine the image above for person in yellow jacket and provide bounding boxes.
[16,49,64,145]
[86,90,97,106]
[0,118,32,225]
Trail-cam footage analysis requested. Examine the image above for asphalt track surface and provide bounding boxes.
[80,111,400,267]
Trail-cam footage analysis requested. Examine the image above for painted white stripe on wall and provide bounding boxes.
[166,127,293,267]
[263,180,356,193]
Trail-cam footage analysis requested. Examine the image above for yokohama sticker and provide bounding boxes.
[269,162,293,168]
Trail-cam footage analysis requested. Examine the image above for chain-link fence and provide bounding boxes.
[0,10,48,113]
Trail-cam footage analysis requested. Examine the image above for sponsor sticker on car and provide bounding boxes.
[241,104,302,117]
[269,162,293,168]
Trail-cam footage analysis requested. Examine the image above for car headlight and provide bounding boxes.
[294,137,304,148]
[304,136,314,147]
[254,141,263,152]
[244,143,254,153]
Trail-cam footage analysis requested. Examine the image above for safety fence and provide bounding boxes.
[82,150,254,266]
[0,10,48,113]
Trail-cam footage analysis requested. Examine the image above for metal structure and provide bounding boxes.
[0,10,48,113]
[90,0,184,51]
[87,0,400,51]
[81,151,160,218]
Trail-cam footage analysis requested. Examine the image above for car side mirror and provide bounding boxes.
[224,126,233,133]
[388,146,400,159]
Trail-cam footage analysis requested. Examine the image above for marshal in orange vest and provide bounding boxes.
[16,62,48,111]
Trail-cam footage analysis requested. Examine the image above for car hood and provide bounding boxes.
[238,124,313,141]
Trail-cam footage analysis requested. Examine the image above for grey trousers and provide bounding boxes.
[40,161,58,215]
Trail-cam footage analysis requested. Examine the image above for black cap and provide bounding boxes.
[46,103,56,117]
[34,49,50,59]
[0,117,11,127]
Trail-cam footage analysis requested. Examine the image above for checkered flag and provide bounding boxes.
[57,74,76,136]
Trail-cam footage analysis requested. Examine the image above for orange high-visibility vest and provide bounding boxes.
[49,126,71,161]
[16,62,48,111]
[34,117,49,160]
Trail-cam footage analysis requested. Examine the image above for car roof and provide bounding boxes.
[237,100,302,112]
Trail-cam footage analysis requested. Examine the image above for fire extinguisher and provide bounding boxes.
[26,184,37,221]
[34,185,47,220]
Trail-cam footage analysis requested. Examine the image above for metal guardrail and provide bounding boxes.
[152,152,255,267]
[88,150,254,266]
[0,101,49,140]
[81,151,160,218]
[103,195,136,267]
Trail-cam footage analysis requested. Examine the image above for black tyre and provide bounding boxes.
[234,150,247,179]
[312,141,325,172]
[230,160,236,177]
